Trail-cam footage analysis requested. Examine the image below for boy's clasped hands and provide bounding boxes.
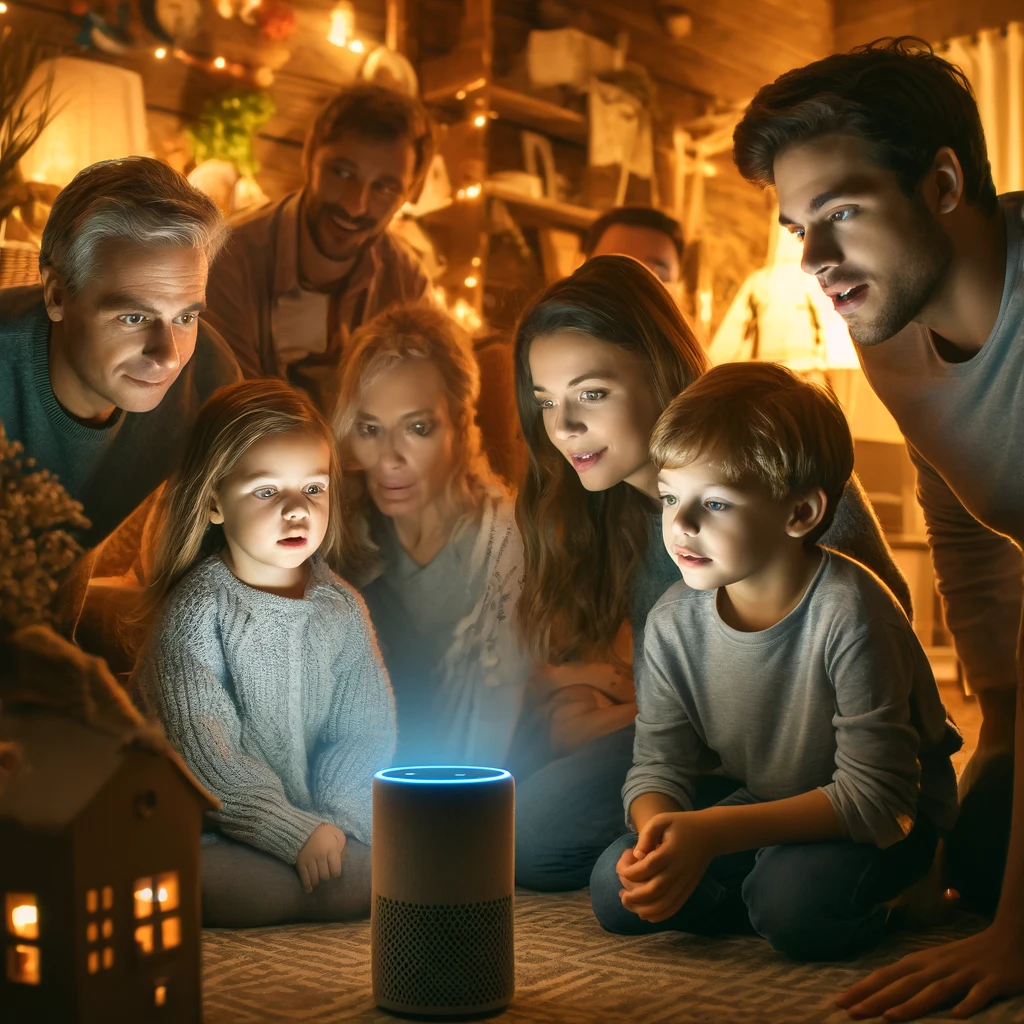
[297,823,348,893]
[616,810,717,923]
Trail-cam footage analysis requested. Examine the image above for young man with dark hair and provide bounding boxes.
[584,206,685,286]
[733,37,1024,1019]
[204,84,436,413]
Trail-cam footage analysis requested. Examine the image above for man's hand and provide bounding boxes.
[296,823,347,893]
[836,919,1024,1020]
[615,811,716,923]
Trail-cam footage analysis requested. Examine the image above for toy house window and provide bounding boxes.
[5,894,40,985]
[85,886,115,973]
[133,873,181,956]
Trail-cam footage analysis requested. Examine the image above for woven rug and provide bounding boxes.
[202,889,1024,1023]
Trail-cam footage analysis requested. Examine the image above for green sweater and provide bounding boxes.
[0,288,241,545]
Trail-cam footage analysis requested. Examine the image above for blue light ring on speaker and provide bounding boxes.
[375,766,513,784]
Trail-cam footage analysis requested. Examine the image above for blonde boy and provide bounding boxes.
[589,362,960,960]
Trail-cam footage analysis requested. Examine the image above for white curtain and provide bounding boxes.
[939,22,1024,193]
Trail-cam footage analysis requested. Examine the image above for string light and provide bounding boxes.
[348,39,364,53]
[154,47,167,59]
[327,0,354,47]
[0,4,8,13]
[464,275,478,288]
[471,256,481,267]
[213,56,227,69]
[465,184,482,199]
[472,113,487,128]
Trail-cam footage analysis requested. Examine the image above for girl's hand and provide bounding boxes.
[836,920,1024,1020]
[296,823,347,893]
[615,811,717,923]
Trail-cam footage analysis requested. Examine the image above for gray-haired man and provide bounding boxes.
[0,156,241,544]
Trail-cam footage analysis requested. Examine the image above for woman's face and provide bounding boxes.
[529,331,661,493]
[349,358,456,519]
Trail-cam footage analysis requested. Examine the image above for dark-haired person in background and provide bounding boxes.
[734,37,1024,1019]
[204,84,436,413]
[585,206,685,288]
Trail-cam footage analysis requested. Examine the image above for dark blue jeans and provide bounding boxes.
[589,779,939,961]
[515,726,636,891]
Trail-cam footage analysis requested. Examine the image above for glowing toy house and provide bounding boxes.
[0,711,217,1023]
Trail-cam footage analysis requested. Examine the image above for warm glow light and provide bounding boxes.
[6,896,38,940]
[86,922,98,943]
[213,56,227,69]
[86,889,98,913]
[102,918,113,939]
[464,276,478,288]
[137,887,153,902]
[348,39,364,53]
[155,984,167,1007]
[8,944,40,985]
[465,184,482,199]
[473,114,487,128]
[471,256,482,267]
[0,4,9,13]
[455,90,466,100]
[102,947,114,969]
[162,916,181,949]
[157,873,180,911]
[134,881,154,919]
[87,950,99,975]
[11,906,36,935]
[327,0,354,47]
[102,886,113,910]
[135,924,154,955]
[154,47,167,59]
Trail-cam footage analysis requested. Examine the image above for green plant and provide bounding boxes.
[186,90,276,179]
[0,28,57,221]
[0,423,89,635]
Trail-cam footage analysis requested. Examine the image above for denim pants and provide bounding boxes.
[515,726,637,891]
[589,779,939,961]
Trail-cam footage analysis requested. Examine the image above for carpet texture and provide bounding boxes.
[203,890,1024,1023]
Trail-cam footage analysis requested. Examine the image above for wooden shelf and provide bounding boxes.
[419,184,599,232]
[489,86,588,146]
[420,55,588,146]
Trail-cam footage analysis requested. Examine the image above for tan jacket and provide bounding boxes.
[204,192,432,411]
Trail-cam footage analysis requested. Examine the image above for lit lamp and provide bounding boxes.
[18,57,149,189]
[371,766,515,1017]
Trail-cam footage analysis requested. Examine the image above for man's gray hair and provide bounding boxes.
[39,156,226,296]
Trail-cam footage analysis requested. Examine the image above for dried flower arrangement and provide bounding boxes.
[0,422,89,636]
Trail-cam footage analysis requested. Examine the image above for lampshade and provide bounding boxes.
[18,58,149,188]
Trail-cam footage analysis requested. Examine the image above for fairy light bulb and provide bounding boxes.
[327,0,355,47]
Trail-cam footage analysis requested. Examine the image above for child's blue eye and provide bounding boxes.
[660,494,677,507]
[305,484,327,495]
[253,488,276,499]
[705,500,727,512]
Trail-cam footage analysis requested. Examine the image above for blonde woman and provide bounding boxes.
[332,305,532,768]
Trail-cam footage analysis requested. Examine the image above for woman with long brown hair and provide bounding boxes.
[513,255,911,891]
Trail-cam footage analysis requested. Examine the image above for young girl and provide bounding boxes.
[130,378,395,928]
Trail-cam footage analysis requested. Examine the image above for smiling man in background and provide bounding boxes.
[0,156,239,545]
[203,83,435,413]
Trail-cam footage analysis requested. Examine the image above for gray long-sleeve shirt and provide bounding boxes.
[858,192,1024,697]
[133,555,396,863]
[624,550,960,849]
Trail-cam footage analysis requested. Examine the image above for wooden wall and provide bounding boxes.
[4,0,389,199]
[835,0,1024,51]
[4,0,836,330]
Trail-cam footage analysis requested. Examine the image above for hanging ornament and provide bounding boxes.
[257,0,295,40]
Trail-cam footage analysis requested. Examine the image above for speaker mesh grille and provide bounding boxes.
[373,893,514,1009]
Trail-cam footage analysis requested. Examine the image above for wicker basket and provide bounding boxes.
[0,239,41,290]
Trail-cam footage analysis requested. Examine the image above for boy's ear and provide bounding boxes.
[785,487,828,540]
[209,496,225,525]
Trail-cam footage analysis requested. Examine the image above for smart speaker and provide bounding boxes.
[371,766,515,1017]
